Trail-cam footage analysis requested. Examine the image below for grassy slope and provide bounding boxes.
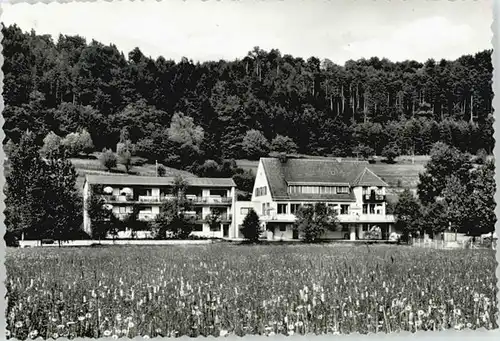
[69,157,196,191]
[3,156,197,193]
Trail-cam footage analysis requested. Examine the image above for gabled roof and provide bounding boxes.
[84,175,236,188]
[352,167,389,187]
[260,157,386,201]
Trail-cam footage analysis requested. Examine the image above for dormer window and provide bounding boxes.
[337,186,349,194]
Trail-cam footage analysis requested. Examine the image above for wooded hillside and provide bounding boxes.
[2,24,493,170]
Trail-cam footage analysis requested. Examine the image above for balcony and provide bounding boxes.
[362,193,386,202]
[189,196,233,205]
[137,195,175,203]
[103,195,133,203]
[338,213,395,223]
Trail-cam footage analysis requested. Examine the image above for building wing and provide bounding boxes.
[260,157,385,201]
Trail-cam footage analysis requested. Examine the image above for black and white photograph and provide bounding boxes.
[1,0,498,339]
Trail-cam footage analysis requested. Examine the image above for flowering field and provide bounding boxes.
[5,244,498,339]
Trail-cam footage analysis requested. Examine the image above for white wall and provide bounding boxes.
[83,181,91,235]
[251,160,275,216]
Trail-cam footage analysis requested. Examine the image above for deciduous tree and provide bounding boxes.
[294,203,340,242]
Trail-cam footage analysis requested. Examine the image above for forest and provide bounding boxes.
[1,24,494,173]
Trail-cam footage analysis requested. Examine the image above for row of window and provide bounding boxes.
[255,186,268,197]
[288,186,349,194]
[273,203,351,215]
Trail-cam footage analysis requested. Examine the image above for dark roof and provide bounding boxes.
[352,168,389,187]
[85,175,236,188]
[261,157,386,201]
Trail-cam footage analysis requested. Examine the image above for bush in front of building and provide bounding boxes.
[240,209,261,243]
[294,203,341,243]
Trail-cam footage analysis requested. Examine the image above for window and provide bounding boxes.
[262,203,266,215]
[341,225,349,232]
[142,206,152,212]
[193,224,203,232]
[255,186,268,197]
[363,187,368,195]
[279,224,287,232]
[340,205,349,215]
[240,207,251,215]
[278,204,288,214]
[369,204,376,214]
[210,223,221,232]
[362,204,368,214]
[119,206,127,214]
[363,224,370,231]
[337,187,349,194]
[146,189,152,196]
[291,204,301,214]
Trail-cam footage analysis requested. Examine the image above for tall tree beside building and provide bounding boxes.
[417,142,473,206]
[5,130,82,243]
[394,189,422,241]
[5,131,48,240]
[240,209,262,242]
[151,176,194,239]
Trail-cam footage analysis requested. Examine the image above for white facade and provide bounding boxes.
[247,159,396,241]
[83,176,237,239]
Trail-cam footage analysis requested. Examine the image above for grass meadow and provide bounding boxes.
[5,244,498,339]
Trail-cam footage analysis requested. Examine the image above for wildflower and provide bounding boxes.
[269,331,276,336]
[115,314,122,321]
[52,333,59,339]
[103,330,112,337]
[143,335,150,339]
[5,330,10,338]
[57,324,65,329]
[112,335,119,339]
[85,313,92,318]
[454,309,462,316]
[288,331,294,336]
[66,321,75,326]
[78,316,85,322]
[128,321,135,328]
[15,321,23,328]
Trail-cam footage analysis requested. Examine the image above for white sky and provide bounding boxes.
[0,0,493,65]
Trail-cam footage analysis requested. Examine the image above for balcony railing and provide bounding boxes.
[137,195,175,203]
[363,194,385,202]
[189,196,232,205]
[103,195,133,202]
[102,195,233,205]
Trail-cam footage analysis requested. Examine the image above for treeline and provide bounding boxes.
[2,24,494,169]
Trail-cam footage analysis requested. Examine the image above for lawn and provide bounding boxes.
[5,244,497,339]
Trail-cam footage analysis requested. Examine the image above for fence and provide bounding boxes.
[411,237,496,250]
